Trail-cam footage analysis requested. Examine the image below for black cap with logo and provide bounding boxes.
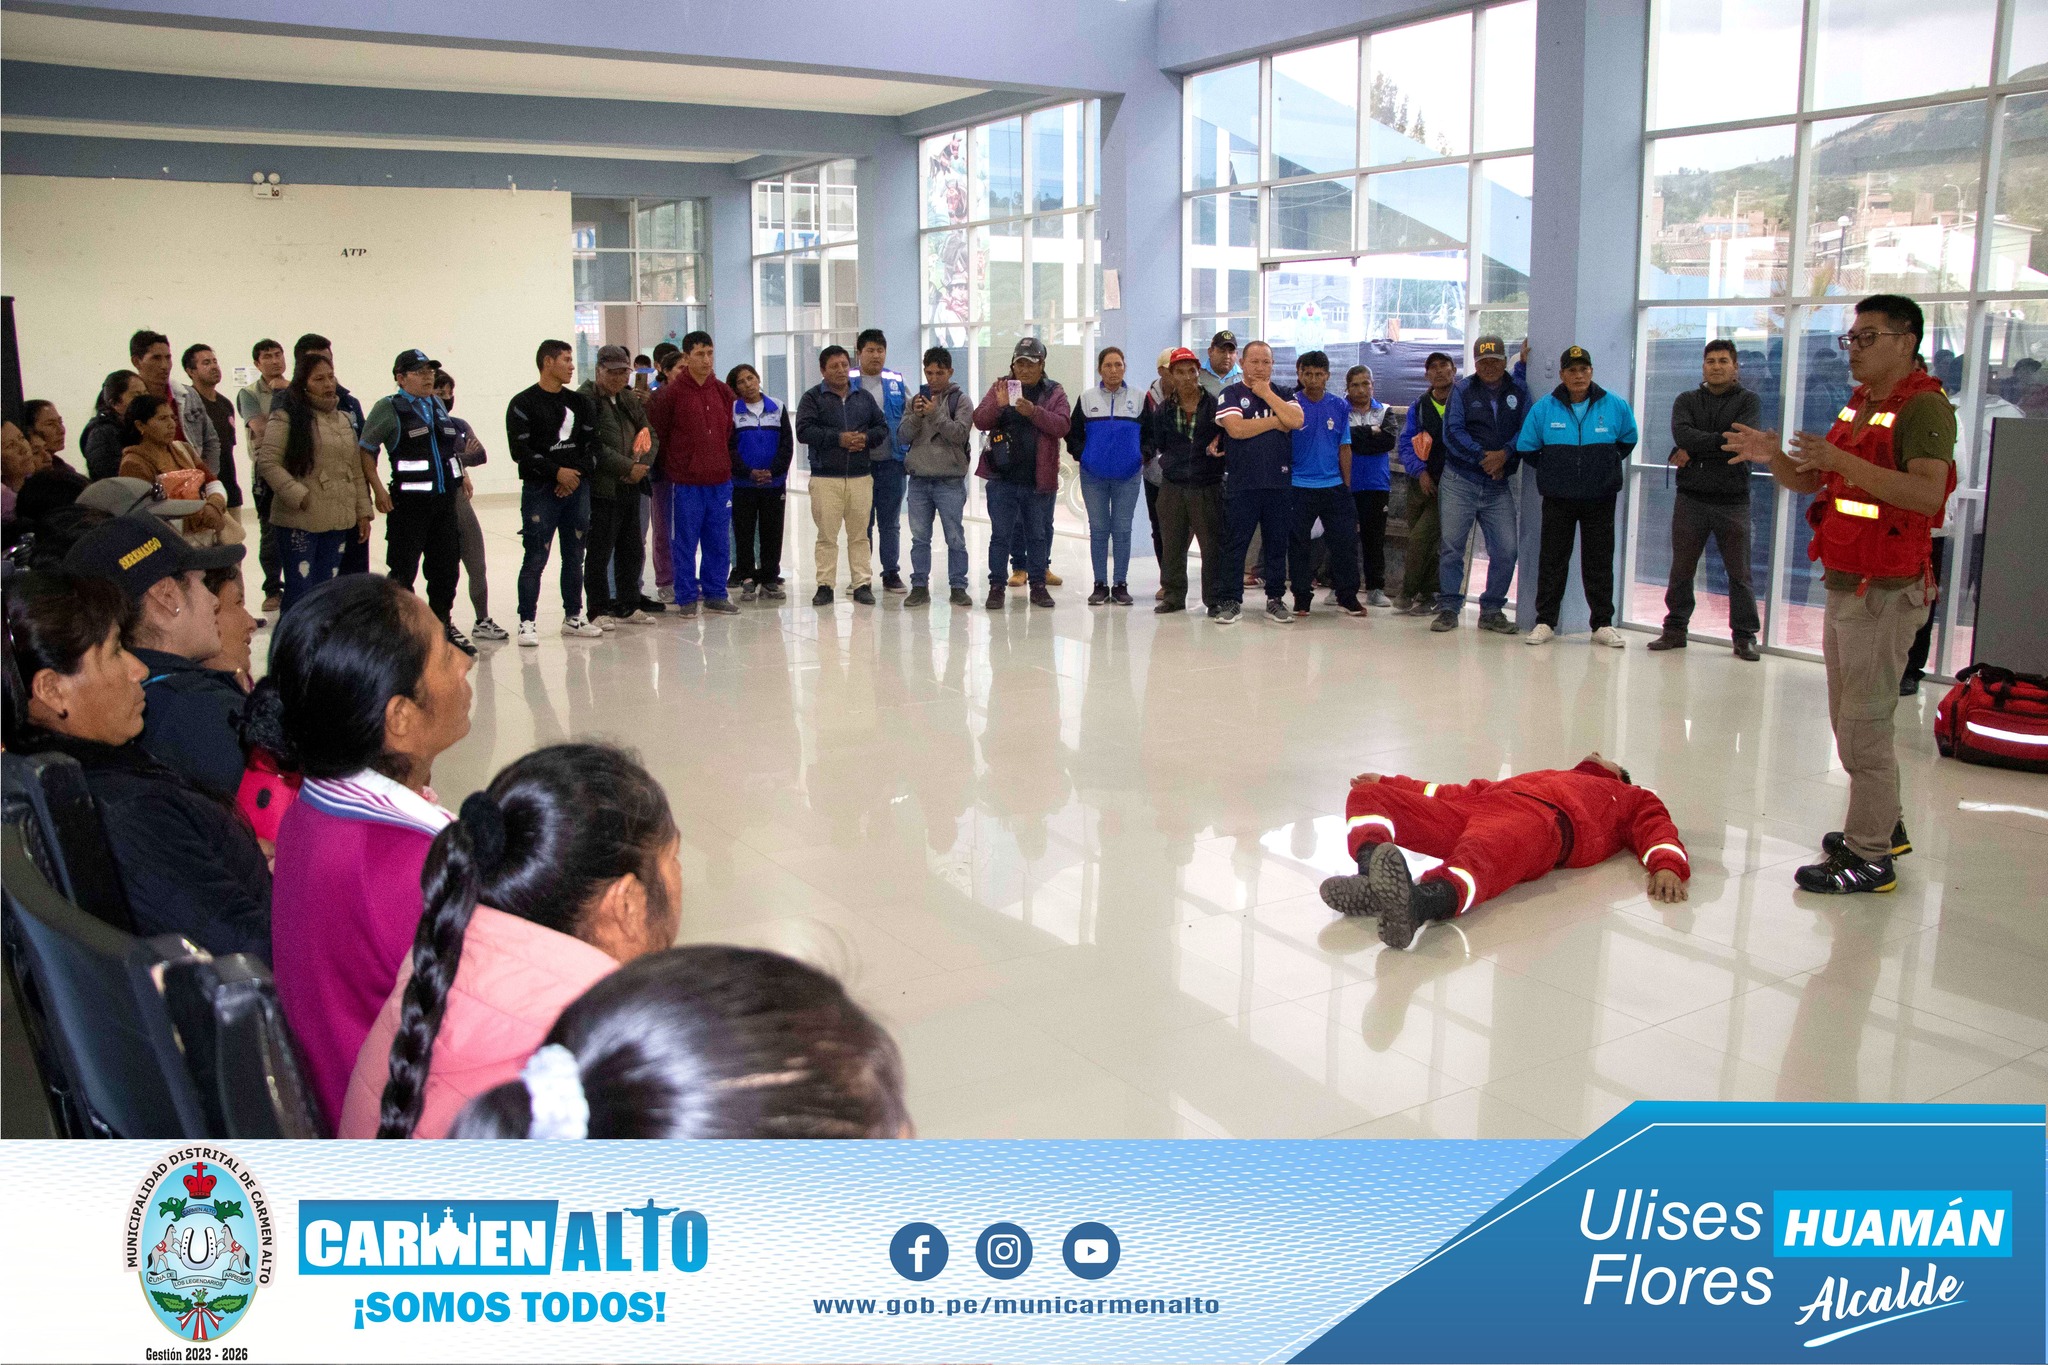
[393,348,439,375]
[1474,336,1507,360]
[1210,330,1238,351]
[1560,345,1593,369]
[62,514,244,602]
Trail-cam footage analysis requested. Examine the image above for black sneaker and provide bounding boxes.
[948,587,973,607]
[1363,843,1460,950]
[1292,599,1313,618]
[1899,672,1922,696]
[1029,584,1055,608]
[1794,847,1897,895]
[1733,635,1761,662]
[1206,603,1221,619]
[1646,634,1687,652]
[1156,600,1186,615]
[444,621,478,657]
[1430,611,1459,632]
[1821,821,1912,860]
[1264,598,1295,625]
[812,586,834,607]
[702,596,741,615]
[1337,598,1368,618]
[903,586,931,607]
[1109,584,1134,606]
[852,585,876,605]
[1477,611,1518,635]
[986,585,1006,611]
[1088,583,1111,605]
[883,572,907,594]
[636,597,669,615]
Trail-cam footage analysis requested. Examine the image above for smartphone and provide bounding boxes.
[1007,379,1023,402]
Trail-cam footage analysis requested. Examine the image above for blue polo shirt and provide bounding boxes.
[1290,390,1350,489]
[1217,382,1295,492]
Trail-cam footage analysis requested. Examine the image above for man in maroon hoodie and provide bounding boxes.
[645,331,738,616]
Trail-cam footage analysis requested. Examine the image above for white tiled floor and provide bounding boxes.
[419,492,2048,1137]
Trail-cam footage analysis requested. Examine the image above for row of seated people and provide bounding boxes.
[4,538,907,1139]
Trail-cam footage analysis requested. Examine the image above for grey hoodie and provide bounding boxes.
[898,384,973,478]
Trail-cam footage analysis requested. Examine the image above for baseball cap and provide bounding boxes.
[63,513,244,601]
[1011,337,1048,362]
[596,344,633,371]
[1210,330,1238,351]
[75,476,206,522]
[1474,336,1507,360]
[1560,345,1593,369]
[393,348,439,375]
[1167,347,1200,366]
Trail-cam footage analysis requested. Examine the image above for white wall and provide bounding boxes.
[2,176,573,495]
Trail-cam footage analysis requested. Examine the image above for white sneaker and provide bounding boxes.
[1591,625,1626,648]
[561,616,605,639]
[517,621,539,648]
[618,609,655,625]
[591,615,618,632]
[1525,623,1555,646]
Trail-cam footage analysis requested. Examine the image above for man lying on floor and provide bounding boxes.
[1320,752,1690,950]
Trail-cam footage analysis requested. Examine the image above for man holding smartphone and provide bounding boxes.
[1725,294,1956,895]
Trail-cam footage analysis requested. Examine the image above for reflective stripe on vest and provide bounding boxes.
[1811,369,1954,588]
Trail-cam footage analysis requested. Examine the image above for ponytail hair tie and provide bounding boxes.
[520,1044,588,1139]
[459,790,508,874]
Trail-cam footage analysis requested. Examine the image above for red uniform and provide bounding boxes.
[1342,760,1689,913]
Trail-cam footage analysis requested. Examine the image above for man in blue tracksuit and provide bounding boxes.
[1435,335,1531,634]
[1514,345,1639,648]
[855,329,913,593]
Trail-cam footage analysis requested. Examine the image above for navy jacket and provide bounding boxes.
[133,647,249,802]
[1442,361,1531,484]
[795,383,892,478]
[1514,383,1640,500]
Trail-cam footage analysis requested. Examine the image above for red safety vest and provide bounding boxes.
[1808,368,1956,593]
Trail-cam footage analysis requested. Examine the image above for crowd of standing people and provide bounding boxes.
[0,289,1960,1141]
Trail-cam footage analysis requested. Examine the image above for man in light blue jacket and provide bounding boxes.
[855,328,914,593]
[1514,345,1639,648]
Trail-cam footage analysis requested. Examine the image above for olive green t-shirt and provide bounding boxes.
[1821,390,1956,591]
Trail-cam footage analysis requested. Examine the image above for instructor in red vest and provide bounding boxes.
[1727,294,1957,895]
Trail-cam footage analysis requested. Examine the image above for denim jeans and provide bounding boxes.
[517,479,592,621]
[985,480,1054,586]
[907,474,969,589]
[1079,469,1142,586]
[279,526,350,613]
[1435,471,1519,615]
[869,457,908,577]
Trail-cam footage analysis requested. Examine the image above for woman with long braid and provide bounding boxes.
[336,743,681,1139]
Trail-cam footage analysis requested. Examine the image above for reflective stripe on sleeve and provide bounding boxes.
[1443,866,1478,914]
[1347,814,1396,839]
[1423,782,1440,797]
[1640,842,1688,867]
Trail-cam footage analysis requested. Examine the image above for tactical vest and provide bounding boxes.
[387,392,466,497]
[1810,368,1956,592]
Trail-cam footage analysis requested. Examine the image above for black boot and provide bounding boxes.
[1367,844,1460,950]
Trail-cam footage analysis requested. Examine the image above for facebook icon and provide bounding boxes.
[889,1222,949,1281]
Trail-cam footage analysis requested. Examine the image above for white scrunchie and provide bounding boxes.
[520,1044,589,1140]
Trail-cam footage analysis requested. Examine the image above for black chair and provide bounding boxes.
[1,750,134,932]
[161,953,326,1139]
[0,823,209,1137]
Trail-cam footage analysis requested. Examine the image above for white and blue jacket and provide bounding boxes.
[1064,383,1150,481]
[1514,383,1640,500]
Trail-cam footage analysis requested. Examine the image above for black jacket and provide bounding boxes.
[1669,383,1763,503]
[505,384,601,485]
[1148,391,1223,487]
[11,731,272,961]
[794,383,892,478]
[133,647,249,801]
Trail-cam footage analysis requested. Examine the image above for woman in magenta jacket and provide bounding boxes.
[242,573,474,1129]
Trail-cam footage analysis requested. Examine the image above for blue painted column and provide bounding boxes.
[1096,72,1184,364]
[857,136,922,365]
[710,171,754,353]
[1521,0,1648,632]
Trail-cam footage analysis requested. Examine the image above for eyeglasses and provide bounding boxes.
[1837,330,1910,351]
